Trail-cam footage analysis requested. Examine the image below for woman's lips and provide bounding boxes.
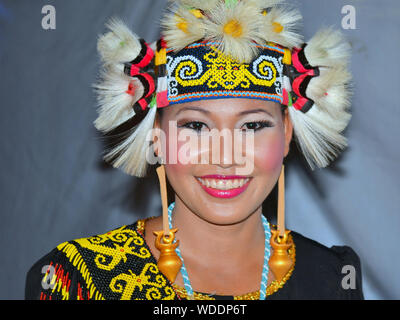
[195,175,252,199]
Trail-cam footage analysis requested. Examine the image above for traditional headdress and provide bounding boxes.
[93,0,352,289]
[94,0,352,177]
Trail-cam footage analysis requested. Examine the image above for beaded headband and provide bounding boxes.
[94,0,352,177]
[165,41,286,105]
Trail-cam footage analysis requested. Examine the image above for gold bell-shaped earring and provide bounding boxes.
[268,164,294,282]
[153,228,182,283]
[153,165,182,283]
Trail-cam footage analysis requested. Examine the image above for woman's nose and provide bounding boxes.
[211,129,241,168]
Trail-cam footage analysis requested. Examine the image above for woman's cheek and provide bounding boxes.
[164,127,196,176]
[254,132,285,173]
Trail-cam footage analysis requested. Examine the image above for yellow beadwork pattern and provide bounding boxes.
[56,241,106,300]
[166,41,285,104]
[173,46,279,90]
[50,224,176,300]
[109,263,175,300]
[73,226,151,271]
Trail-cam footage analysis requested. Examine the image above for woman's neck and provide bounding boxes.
[171,197,266,268]
[143,197,272,295]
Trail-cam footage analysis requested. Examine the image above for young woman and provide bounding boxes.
[25,0,364,300]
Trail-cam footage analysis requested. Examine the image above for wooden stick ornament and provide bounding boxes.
[268,164,294,282]
[153,165,182,283]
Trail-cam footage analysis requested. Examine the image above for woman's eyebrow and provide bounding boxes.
[174,106,274,117]
[175,106,211,116]
[238,108,274,118]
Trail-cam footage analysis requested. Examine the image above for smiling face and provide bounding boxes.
[153,98,293,225]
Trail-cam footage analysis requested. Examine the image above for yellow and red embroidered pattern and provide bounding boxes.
[40,223,175,300]
[39,218,295,300]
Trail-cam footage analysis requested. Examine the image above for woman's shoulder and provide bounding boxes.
[25,219,176,300]
[25,222,138,300]
[290,229,362,268]
[273,229,364,300]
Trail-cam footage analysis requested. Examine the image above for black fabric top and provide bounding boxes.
[25,219,364,300]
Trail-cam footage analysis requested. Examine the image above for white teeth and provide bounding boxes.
[198,178,250,190]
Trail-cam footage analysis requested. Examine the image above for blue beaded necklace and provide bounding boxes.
[167,201,271,300]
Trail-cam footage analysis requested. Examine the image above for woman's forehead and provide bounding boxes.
[164,98,281,117]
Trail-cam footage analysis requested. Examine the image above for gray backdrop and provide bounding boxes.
[0,0,399,300]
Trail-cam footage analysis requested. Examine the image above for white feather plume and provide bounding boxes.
[202,0,266,63]
[260,6,303,48]
[304,27,351,68]
[161,3,207,53]
[93,67,144,132]
[286,25,353,168]
[103,105,157,177]
[306,66,352,118]
[97,17,142,64]
[288,103,351,169]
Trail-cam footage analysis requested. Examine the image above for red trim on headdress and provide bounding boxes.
[126,73,155,110]
[282,88,289,106]
[292,96,309,111]
[137,97,149,111]
[141,73,155,98]
[135,42,154,68]
[128,65,140,76]
[292,47,310,73]
[157,90,169,108]
[292,71,315,98]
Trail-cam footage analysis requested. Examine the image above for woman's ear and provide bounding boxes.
[283,108,293,157]
[152,111,161,157]
[153,110,161,130]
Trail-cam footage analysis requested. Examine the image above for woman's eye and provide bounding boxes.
[179,121,208,132]
[242,120,273,131]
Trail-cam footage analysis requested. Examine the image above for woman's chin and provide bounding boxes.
[194,205,252,226]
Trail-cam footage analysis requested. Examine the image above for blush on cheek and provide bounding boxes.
[254,134,285,173]
[165,130,200,165]
[164,128,195,176]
